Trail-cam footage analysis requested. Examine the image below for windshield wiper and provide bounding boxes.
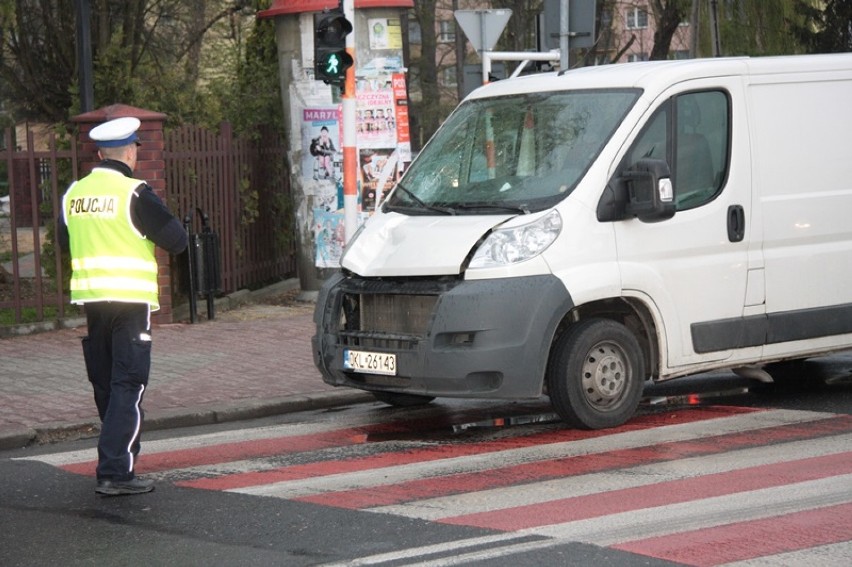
[454,202,530,215]
[388,183,456,215]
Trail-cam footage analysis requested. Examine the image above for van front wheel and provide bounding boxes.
[547,318,644,430]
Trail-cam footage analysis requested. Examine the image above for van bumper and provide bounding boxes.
[312,272,573,399]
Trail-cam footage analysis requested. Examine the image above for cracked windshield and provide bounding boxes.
[386,89,640,215]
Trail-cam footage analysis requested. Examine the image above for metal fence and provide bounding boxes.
[1,122,295,328]
[165,122,295,294]
[0,127,78,325]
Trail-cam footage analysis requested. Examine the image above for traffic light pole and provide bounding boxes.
[341,0,358,244]
[312,1,357,243]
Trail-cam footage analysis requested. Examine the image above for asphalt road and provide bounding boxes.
[2,358,851,567]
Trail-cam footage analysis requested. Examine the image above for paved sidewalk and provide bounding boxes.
[0,279,372,450]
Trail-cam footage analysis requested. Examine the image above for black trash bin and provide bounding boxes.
[183,208,221,323]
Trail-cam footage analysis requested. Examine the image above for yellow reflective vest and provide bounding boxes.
[63,168,159,309]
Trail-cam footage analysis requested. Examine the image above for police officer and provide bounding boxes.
[58,116,187,496]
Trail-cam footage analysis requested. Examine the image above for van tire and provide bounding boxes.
[547,318,644,430]
[372,391,436,407]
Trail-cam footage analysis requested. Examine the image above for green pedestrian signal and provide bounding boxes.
[314,10,353,87]
[317,48,354,88]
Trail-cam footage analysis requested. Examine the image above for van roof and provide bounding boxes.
[467,53,852,99]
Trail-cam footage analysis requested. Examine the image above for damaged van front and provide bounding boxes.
[313,82,642,416]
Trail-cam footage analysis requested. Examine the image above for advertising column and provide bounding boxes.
[260,1,413,292]
[312,10,409,269]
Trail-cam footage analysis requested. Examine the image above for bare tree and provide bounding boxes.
[409,0,441,148]
[581,0,635,65]
[0,1,77,122]
[0,0,253,124]
[648,0,691,60]
[791,0,852,53]
[794,0,852,53]
[689,0,700,57]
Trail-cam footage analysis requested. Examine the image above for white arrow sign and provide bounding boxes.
[454,9,512,55]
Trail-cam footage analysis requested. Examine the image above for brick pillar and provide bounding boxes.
[72,105,177,325]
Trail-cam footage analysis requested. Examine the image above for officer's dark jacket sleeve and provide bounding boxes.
[57,213,71,254]
[131,185,188,255]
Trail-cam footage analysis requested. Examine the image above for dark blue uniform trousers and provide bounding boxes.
[81,302,152,481]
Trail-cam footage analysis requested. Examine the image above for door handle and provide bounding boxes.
[727,204,745,242]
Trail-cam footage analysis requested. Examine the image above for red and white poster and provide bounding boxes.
[392,72,412,164]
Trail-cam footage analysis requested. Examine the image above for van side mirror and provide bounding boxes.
[623,159,675,222]
[596,181,628,222]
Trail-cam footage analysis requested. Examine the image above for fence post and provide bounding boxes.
[71,105,175,324]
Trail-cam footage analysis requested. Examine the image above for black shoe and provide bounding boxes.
[95,478,155,496]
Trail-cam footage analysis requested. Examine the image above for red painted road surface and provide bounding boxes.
[19,404,852,566]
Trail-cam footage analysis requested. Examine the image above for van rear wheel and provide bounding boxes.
[372,391,436,407]
[547,318,644,430]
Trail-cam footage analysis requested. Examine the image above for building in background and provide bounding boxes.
[602,1,693,63]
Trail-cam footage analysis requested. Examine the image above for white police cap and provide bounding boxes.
[90,117,141,148]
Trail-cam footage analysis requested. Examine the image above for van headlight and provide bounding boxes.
[469,210,562,268]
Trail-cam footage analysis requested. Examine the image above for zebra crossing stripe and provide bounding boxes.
[171,406,754,489]
[225,409,841,498]
[304,417,852,511]
[611,502,852,566]
[719,541,852,567]
[371,432,852,521]
[24,405,520,473]
[13,415,380,468]
[434,450,852,530]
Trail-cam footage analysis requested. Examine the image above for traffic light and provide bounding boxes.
[314,9,353,87]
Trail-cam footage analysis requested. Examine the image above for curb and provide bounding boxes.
[0,390,375,451]
[143,391,375,431]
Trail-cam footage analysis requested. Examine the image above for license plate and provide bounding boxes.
[343,349,397,376]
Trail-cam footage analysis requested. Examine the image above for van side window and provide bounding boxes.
[626,106,668,165]
[624,90,729,211]
[674,91,729,209]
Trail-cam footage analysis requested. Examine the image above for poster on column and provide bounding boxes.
[368,18,402,50]
[355,56,403,150]
[356,89,396,149]
[392,72,412,164]
[355,57,404,213]
[313,208,345,268]
[303,107,345,268]
[313,208,370,268]
[302,107,341,190]
[359,148,399,213]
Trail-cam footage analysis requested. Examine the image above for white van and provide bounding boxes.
[312,54,852,429]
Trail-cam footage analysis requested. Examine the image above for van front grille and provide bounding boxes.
[339,293,438,350]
